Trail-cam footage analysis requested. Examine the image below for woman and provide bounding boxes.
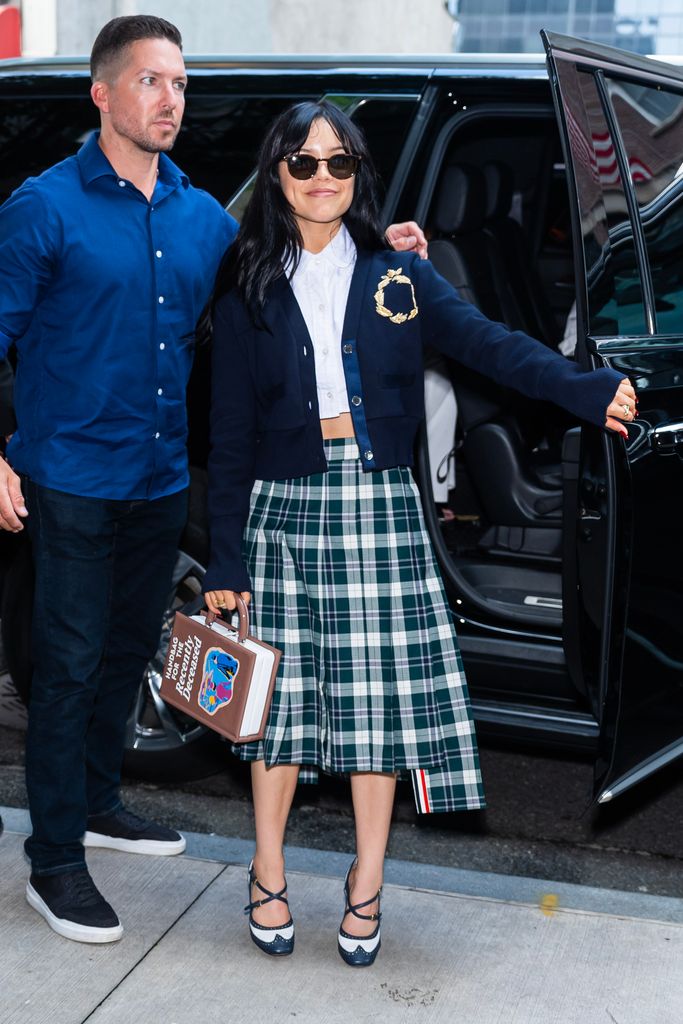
[203,101,635,966]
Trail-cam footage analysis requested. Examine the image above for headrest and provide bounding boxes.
[482,161,514,221]
[433,163,487,235]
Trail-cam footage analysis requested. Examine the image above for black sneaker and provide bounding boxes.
[26,869,123,943]
[84,808,186,856]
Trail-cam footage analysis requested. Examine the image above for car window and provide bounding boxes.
[176,95,312,205]
[604,77,683,337]
[554,62,648,338]
[343,96,419,203]
[0,96,95,201]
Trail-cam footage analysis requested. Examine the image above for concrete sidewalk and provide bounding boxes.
[1,806,682,1024]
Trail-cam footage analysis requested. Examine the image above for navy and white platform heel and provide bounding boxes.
[244,860,295,956]
[337,859,382,967]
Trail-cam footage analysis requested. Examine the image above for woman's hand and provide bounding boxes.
[605,378,638,437]
[385,221,428,260]
[204,590,251,615]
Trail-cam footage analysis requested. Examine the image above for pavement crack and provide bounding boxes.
[78,862,230,1024]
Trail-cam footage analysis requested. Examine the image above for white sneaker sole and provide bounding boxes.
[26,882,123,944]
[83,832,186,856]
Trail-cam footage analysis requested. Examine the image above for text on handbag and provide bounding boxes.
[166,633,203,701]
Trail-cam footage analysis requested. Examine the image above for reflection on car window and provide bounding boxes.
[606,77,683,337]
[556,61,647,337]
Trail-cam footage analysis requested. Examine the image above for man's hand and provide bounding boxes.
[0,459,27,532]
[385,221,428,260]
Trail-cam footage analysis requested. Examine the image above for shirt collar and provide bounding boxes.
[76,130,189,189]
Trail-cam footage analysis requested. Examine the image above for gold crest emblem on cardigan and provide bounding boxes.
[374,268,419,324]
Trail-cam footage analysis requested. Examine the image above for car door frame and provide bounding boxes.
[542,30,683,802]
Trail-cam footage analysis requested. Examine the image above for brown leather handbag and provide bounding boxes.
[159,596,280,743]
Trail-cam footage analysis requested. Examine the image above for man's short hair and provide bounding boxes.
[90,15,183,82]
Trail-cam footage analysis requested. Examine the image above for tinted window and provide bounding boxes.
[0,97,95,201]
[176,95,314,205]
[553,59,647,336]
[605,77,683,336]
[347,97,418,203]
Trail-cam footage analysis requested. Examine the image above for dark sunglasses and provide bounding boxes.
[282,153,361,180]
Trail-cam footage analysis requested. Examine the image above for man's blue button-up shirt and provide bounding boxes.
[0,131,237,500]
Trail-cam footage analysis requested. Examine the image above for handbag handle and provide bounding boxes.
[204,593,249,642]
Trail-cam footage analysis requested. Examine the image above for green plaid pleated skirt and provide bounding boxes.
[235,438,485,815]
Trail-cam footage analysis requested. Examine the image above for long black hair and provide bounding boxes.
[213,100,386,319]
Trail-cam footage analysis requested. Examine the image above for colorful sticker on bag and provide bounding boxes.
[198,646,239,715]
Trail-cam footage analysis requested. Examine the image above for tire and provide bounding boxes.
[1,516,226,784]
[121,548,226,782]
[1,538,33,705]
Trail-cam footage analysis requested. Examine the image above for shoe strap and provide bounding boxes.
[245,870,289,915]
[346,888,382,922]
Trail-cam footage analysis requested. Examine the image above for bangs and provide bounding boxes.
[272,102,366,162]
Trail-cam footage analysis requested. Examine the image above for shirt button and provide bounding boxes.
[155,432,160,439]
[343,344,353,354]
[118,180,125,187]
[326,391,332,399]
[364,450,374,461]
[159,343,165,350]
[156,250,163,258]
[158,296,164,304]
[351,395,362,406]
[318,304,325,312]
[322,347,329,355]
[158,388,163,396]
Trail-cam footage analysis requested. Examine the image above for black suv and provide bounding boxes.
[1,33,681,805]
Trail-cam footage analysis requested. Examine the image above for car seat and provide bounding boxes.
[427,163,564,556]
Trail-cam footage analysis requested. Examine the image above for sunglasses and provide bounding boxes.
[282,153,361,180]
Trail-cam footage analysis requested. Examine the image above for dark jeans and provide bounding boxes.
[23,480,188,875]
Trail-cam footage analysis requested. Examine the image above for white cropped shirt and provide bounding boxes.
[288,224,357,418]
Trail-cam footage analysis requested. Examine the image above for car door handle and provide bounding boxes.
[650,422,683,455]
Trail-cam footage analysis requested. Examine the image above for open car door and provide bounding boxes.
[542,31,683,802]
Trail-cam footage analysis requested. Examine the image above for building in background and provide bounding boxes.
[6,0,683,58]
[445,0,680,55]
[12,0,453,57]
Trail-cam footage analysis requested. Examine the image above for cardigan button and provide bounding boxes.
[343,344,353,354]
[351,395,362,406]
[364,450,373,461]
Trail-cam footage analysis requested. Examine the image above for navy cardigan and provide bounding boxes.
[204,249,623,593]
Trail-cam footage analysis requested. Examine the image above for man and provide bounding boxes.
[0,15,426,944]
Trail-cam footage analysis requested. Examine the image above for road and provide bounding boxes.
[1,695,682,899]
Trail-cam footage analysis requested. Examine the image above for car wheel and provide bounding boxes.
[1,540,226,784]
[1,539,33,705]
[122,548,226,782]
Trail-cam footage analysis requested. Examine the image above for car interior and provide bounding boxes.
[417,113,581,631]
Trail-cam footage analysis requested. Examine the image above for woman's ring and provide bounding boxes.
[622,403,630,417]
